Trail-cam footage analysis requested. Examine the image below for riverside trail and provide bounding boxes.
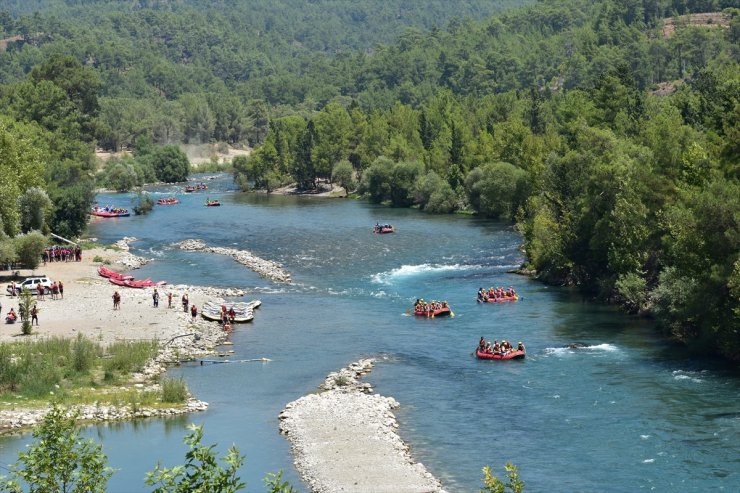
[1,174,737,492]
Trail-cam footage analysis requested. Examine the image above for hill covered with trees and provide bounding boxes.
[0,0,738,359]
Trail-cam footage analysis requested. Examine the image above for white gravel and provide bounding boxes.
[279,359,446,493]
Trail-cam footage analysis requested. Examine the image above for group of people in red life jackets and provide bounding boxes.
[477,286,517,302]
[478,337,525,355]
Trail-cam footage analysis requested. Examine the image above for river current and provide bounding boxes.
[1,174,738,492]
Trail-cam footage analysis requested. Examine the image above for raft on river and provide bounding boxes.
[157,197,179,205]
[481,295,519,303]
[475,349,526,360]
[414,306,452,317]
[90,207,129,217]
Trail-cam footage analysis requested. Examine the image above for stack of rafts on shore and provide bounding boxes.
[201,300,261,324]
[97,265,166,288]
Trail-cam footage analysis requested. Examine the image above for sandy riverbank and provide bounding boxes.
[0,240,248,431]
[279,359,446,493]
[1,242,226,346]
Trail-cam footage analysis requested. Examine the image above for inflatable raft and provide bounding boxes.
[482,295,519,303]
[414,307,452,317]
[475,349,525,360]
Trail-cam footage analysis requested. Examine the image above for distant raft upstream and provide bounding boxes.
[174,239,291,283]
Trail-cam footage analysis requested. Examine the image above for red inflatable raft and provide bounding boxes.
[483,295,519,303]
[98,265,134,281]
[414,307,452,317]
[91,208,130,217]
[476,349,525,360]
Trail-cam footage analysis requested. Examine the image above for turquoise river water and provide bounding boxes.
[1,174,738,492]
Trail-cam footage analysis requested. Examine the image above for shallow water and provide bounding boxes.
[1,174,738,492]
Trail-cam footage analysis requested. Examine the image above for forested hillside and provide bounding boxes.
[0,0,738,360]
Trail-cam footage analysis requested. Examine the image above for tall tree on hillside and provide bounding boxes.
[292,121,317,189]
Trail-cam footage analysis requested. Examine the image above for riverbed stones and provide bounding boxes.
[174,239,291,283]
[279,359,446,493]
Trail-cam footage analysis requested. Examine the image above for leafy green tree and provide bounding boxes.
[312,103,352,180]
[1,406,113,493]
[18,187,53,234]
[148,145,190,183]
[47,184,95,239]
[292,121,317,190]
[13,231,46,271]
[145,424,245,493]
[360,156,394,203]
[331,160,355,197]
[465,162,529,220]
[0,118,45,237]
[0,238,17,268]
[389,160,423,207]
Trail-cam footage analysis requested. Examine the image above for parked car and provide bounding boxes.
[6,276,53,295]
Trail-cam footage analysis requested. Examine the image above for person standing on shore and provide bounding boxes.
[58,280,64,299]
[152,288,159,308]
[190,304,198,320]
[167,292,173,309]
[182,293,189,312]
[112,291,121,310]
[36,283,45,301]
[31,305,38,326]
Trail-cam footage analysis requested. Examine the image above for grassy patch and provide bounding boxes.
[160,376,189,403]
[0,337,170,408]
[103,341,159,377]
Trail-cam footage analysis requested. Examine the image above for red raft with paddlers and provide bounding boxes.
[475,349,525,360]
[412,299,453,317]
[414,306,452,317]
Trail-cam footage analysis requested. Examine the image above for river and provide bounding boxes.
[1,174,738,492]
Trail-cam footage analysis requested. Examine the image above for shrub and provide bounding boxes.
[160,376,189,403]
[133,193,155,215]
[103,340,158,375]
[4,405,113,493]
[73,333,100,373]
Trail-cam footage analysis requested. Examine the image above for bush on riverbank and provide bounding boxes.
[160,376,189,403]
[0,337,160,402]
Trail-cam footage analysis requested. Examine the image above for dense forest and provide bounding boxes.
[0,0,738,359]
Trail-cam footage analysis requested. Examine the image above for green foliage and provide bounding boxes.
[72,333,100,373]
[13,231,47,271]
[160,377,189,404]
[102,340,159,376]
[465,162,529,220]
[46,184,95,239]
[145,424,246,493]
[18,187,53,234]
[480,463,525,493]
[360,156,394,203]
[1,406,113,493]
[263,471,297,493]
[331,160,355,196]
[147,145,190,183]
[18,288,34,336]
[134,194,155,216]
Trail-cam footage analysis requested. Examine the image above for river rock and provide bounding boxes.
[173,239,291,283]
